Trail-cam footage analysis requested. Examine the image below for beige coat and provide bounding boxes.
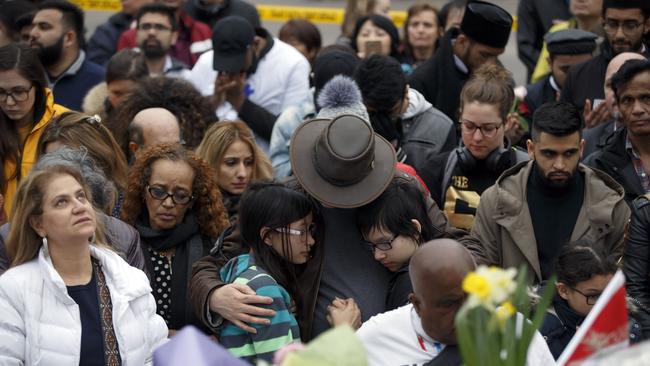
[469,161,629,283]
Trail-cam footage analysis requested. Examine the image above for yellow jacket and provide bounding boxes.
[2,89,68,218]
[531,20,575,82]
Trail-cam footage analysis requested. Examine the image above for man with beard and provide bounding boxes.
[29,1,104,111]
[561,0,650,113]
[408,1,512,121]
[585,59,650,205]
[468,101,629,284]
[117,0,211,67]
[135,3,191,78]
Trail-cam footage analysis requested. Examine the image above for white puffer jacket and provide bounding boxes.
[0,244,168,365]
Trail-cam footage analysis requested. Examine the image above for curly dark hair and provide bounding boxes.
[105,76,216,157]
[120,143,229,238]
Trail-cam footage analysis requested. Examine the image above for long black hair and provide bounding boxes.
[357,176,441,245]
[0,43,48,193]
[238,181,323,325]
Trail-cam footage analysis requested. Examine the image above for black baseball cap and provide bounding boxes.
[211,16,255,73]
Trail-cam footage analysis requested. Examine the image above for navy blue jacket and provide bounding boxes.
[87,12,134,66]
[50,55,105,111]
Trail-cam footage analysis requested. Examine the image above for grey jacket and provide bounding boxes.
[401,88,457,169]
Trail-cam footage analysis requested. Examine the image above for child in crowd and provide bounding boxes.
[540,242,617,359]
[357,176,443,310]
[219,182,326,363]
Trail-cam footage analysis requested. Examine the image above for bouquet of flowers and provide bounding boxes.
[455,266,555,366]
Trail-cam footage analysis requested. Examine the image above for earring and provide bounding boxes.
[42,236,48,247]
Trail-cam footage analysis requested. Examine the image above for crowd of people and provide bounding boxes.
[0,0,650,364]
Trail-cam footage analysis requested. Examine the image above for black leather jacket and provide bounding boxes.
[624,195,650,340]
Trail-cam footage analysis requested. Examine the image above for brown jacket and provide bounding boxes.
[469,161,629,283]
[189,174,478,339]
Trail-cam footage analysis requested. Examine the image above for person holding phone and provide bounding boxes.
[352,15,400,60]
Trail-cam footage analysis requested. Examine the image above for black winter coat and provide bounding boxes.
[625,195,650,340]
[408,28,469,121]
[584,128,645,206]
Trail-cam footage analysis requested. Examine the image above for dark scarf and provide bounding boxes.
[553,296,585,332]
[136,212,203,330]
[220,190,241,222]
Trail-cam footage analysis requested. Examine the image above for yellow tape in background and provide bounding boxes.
[70,0,121,12]
[70,1,515,31]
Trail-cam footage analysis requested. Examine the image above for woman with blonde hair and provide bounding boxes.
[37,111,129,217]
[0,164,167,365]
[196,121,273,220]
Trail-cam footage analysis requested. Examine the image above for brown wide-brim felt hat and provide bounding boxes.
[290,114,396,209]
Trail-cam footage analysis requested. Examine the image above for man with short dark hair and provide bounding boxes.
[561,0,650,113]
[135,3,191,78]
[585,59,650,205]
[29,0,104,110]
[117,0,212,67]
[409,1,513,120]
[469,101,629,283]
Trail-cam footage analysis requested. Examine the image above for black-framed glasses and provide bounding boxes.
[603,19,644,35]
[138,23,172,32]
[570,287,601,306]
[459,120,503,138]
[275,224,317,241]
[146,185,193,205]
[362,234,398,252]
[0,85,33,103]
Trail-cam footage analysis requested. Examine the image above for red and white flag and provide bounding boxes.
[557,270,629,366]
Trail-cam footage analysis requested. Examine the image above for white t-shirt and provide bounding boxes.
[357,304,442,366]
[357,304,556,366]
[187,37,311,118]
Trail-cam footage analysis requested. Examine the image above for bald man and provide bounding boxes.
[582,52,647,157]
[128,107,181,159]
[356,239,554,366]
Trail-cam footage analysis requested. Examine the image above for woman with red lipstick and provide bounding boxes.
[357,176,441,310]
[120,143,229,334]
[0,43,68,220]
[0,165,167,365]
[196,121,273,222]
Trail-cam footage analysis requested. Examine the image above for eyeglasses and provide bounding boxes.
[138,23,172,32]
[362,234,398,252]
[0,85,33,103]
[603,19,644,36]
[460,120,502,138]
[146,185,193,205]
[275,224,316,241]
[570,287,602,306]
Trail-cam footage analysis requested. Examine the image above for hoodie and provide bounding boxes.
[219,254,301,363]
[400,88,457,169]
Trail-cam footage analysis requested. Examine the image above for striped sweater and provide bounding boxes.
[219,254,301,363]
